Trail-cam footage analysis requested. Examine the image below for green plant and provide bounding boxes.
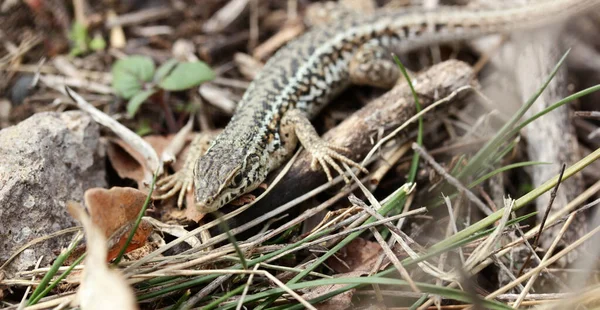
[111,56,215,117]
[69,21,106,56]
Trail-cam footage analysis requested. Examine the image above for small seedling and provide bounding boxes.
[69,21,106,56]
[111,56,215,117]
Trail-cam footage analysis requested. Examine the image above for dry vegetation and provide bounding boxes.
[1,0,600,309]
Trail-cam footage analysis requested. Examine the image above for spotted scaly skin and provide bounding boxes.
[158,0,597,212]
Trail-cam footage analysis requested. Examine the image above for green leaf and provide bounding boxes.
[158,61,215,91]
[112,56,156,99]
[154,59,179,83]
[126,89,156,117]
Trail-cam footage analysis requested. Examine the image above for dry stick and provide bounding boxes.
[0,227,81,271]
[308,205,361,236]
[507,212,567,290]
[139,176,364,279]
[237,263,261,310]
[517,163,567,277]
[348,195,420,293]
[367,180,417,297]
[104,6,176,28]
[248,0,259,51]
[18,257,44,310]
[368,142,412,189]
[412,143,493,215]
[6,294,73,310]
[264,208,427,265]
[485,224,600,300]
[574,111,600,119]
[513,198,581,308]
[181,274,231,309]
[430,196,463,309]
[418,180,600,310]
[493,181,600,257]
[345,165,451,283]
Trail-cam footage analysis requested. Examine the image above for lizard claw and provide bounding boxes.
[308,141,368,183]
[154,170,194,208]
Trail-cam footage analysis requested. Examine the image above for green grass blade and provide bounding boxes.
[393,55,423,183]
[220,277,512,310]
[455,49,570,181]
[113,171,158,265]
[431,146,600,252]
[468,161,550,188]
[27,233,83,305]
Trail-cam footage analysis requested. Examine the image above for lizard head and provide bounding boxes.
[193,146,265,212]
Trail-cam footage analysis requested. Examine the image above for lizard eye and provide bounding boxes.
[230,173,244,187]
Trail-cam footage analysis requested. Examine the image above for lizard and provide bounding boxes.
[155,0,598,213]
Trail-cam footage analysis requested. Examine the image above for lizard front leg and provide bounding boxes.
[155,131,220,208]
[281,109,368,183]
[349,44,401,89]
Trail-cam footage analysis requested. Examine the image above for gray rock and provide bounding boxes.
[0,111,106,275]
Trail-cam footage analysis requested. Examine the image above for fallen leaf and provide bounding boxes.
[67,201,138,310]
[327,238,382,273]
[106,220,154,261]
[84,187,153,261]
[106,135,185,189]
[300,239,383,309]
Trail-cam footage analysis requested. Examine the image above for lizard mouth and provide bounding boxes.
[195,200,220,213]
[195,195,221,213]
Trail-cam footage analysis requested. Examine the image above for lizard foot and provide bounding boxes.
[153,131,220,209]
[307,140,368,183]
[154,169,194,209]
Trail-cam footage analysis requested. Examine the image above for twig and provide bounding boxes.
[237,263,261,310]
[18,257,43,310]
[513,196,581,308]
[412,143,493,216]
[485,223,600,299]
[574,111,600,119]
[517,163,566,276]
[104,6,176,28]
[203,0,249,33]
[348,195,420,293]
[182,274,231,309]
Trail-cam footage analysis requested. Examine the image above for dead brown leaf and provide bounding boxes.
[327,238,382,273]
[301,239,382,309]
[106,135,185,188]
[67,201,138,310]
[84,187,153,261]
